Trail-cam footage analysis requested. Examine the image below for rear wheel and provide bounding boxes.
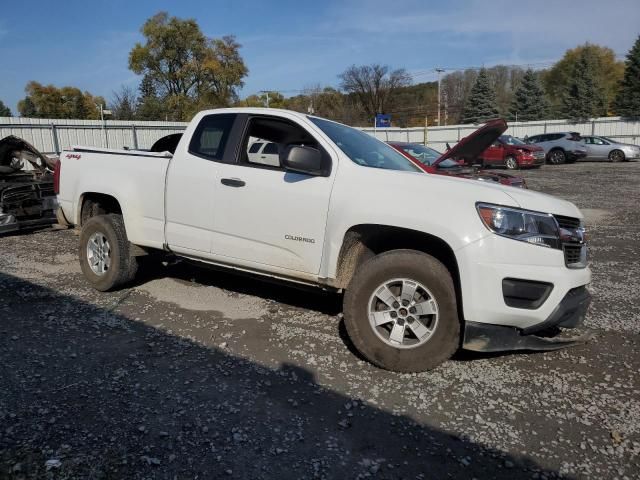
[547,149,566,165]
[505,155,518,170]
[79,214,138,291]
[608,149,625,162]
[343,250,460,372]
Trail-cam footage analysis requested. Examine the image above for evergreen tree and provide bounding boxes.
[614,35,640,117]
[0,99,11,117]
[17,97,37,117]
[136,74,164,120]
[461,69,499,124]
[509,69,549,121]
[560,51,604,121]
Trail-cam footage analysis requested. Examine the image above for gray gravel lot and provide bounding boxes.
[1,161,639,479]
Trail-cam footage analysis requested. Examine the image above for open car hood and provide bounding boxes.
[433,119,508,166]
[0,135,56,174]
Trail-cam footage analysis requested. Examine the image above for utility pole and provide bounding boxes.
[96,103,112,148]
[259,90,270,108]
[443,91,448,126]
[435,68,445,126]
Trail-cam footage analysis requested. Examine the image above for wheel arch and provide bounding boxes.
[331,224,464,318]
[78,192,123,226]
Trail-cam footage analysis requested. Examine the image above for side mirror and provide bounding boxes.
[282,145,325,176]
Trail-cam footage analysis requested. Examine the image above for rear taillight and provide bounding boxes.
[53,159,61,194]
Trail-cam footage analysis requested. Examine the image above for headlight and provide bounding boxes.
[476,203,560,249]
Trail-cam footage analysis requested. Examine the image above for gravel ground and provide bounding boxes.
[1,161,639,479]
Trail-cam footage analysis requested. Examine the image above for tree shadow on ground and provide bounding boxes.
[0,272,568,479]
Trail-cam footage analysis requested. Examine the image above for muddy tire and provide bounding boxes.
[79,214,138,292]
[343,249,460,372]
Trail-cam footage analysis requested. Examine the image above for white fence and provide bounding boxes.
[362,116,640,151]
[0,117,188,154]
[2,115,640,155]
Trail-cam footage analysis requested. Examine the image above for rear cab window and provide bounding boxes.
[189,113,237,160]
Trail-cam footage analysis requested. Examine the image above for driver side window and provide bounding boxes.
[240,116,322,171]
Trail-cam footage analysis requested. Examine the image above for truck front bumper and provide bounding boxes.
[463,286,591,352]
[455,233,592,351]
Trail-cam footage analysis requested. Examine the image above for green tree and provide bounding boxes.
[129,12,248,120]
[461,69,499,124]
[560,52,601,121]
[237,91,285,108]
[136,75,164,120]
[543,43,623,116]
[17,81,104,119]
[110,85,137,120]
[17,97,36,117]
[614,35,640,117]
[0,100,11,117]
[509,69,550,121]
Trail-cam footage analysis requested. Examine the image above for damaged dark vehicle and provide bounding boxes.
[0,136,58,234]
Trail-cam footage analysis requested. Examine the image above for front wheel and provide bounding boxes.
[547,149,566,165]
[608,149,625,162]
[505,155,519,170]
[343,250,460,372]
[79,214,138,291]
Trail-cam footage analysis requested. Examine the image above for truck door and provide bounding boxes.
[210,115,335,275]
[164,113,239,253]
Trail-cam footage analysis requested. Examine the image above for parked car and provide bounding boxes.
[388,122,527,188]
[56,108,591,372]
[479,135,545,169]
[524,132,587,164]
[0,136,58,234]
[582,135,640,162]
[247,140,280,166]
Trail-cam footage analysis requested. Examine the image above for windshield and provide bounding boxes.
[599,136,618,144]
[499,135,526,146]
[396,144,458,168]
[308,117,420,172]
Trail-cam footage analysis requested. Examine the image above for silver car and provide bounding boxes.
[582,136,640,162]
[524,132,588,165]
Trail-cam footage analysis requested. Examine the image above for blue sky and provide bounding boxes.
[1,0,639,113]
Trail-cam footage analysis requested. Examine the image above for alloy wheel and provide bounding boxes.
[86,232,111,275]
[368,278,439,349]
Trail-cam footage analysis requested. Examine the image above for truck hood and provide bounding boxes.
[399,166,582,219]
[501,184,583,219]
[0,135,55,174]
[433,119,508,166]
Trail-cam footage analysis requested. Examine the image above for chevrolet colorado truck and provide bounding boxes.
[56,108,591,372]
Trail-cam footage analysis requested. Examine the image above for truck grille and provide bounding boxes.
[564,245,585,265]
[554,214,581,230]
[533,151,545,160]
[553,214,587,268]
[1,182,56,218]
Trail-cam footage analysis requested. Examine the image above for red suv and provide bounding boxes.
[480,135,545,169]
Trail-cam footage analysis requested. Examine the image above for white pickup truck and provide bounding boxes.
[56,108,591,372]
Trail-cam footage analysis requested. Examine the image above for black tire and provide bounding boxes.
[79,214,138,291]
[343,249,460,372]
[505,155,519,170]
[608,149,625,162]
[547,149,566,165]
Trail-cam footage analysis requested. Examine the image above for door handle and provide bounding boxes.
[221,178,246,187]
